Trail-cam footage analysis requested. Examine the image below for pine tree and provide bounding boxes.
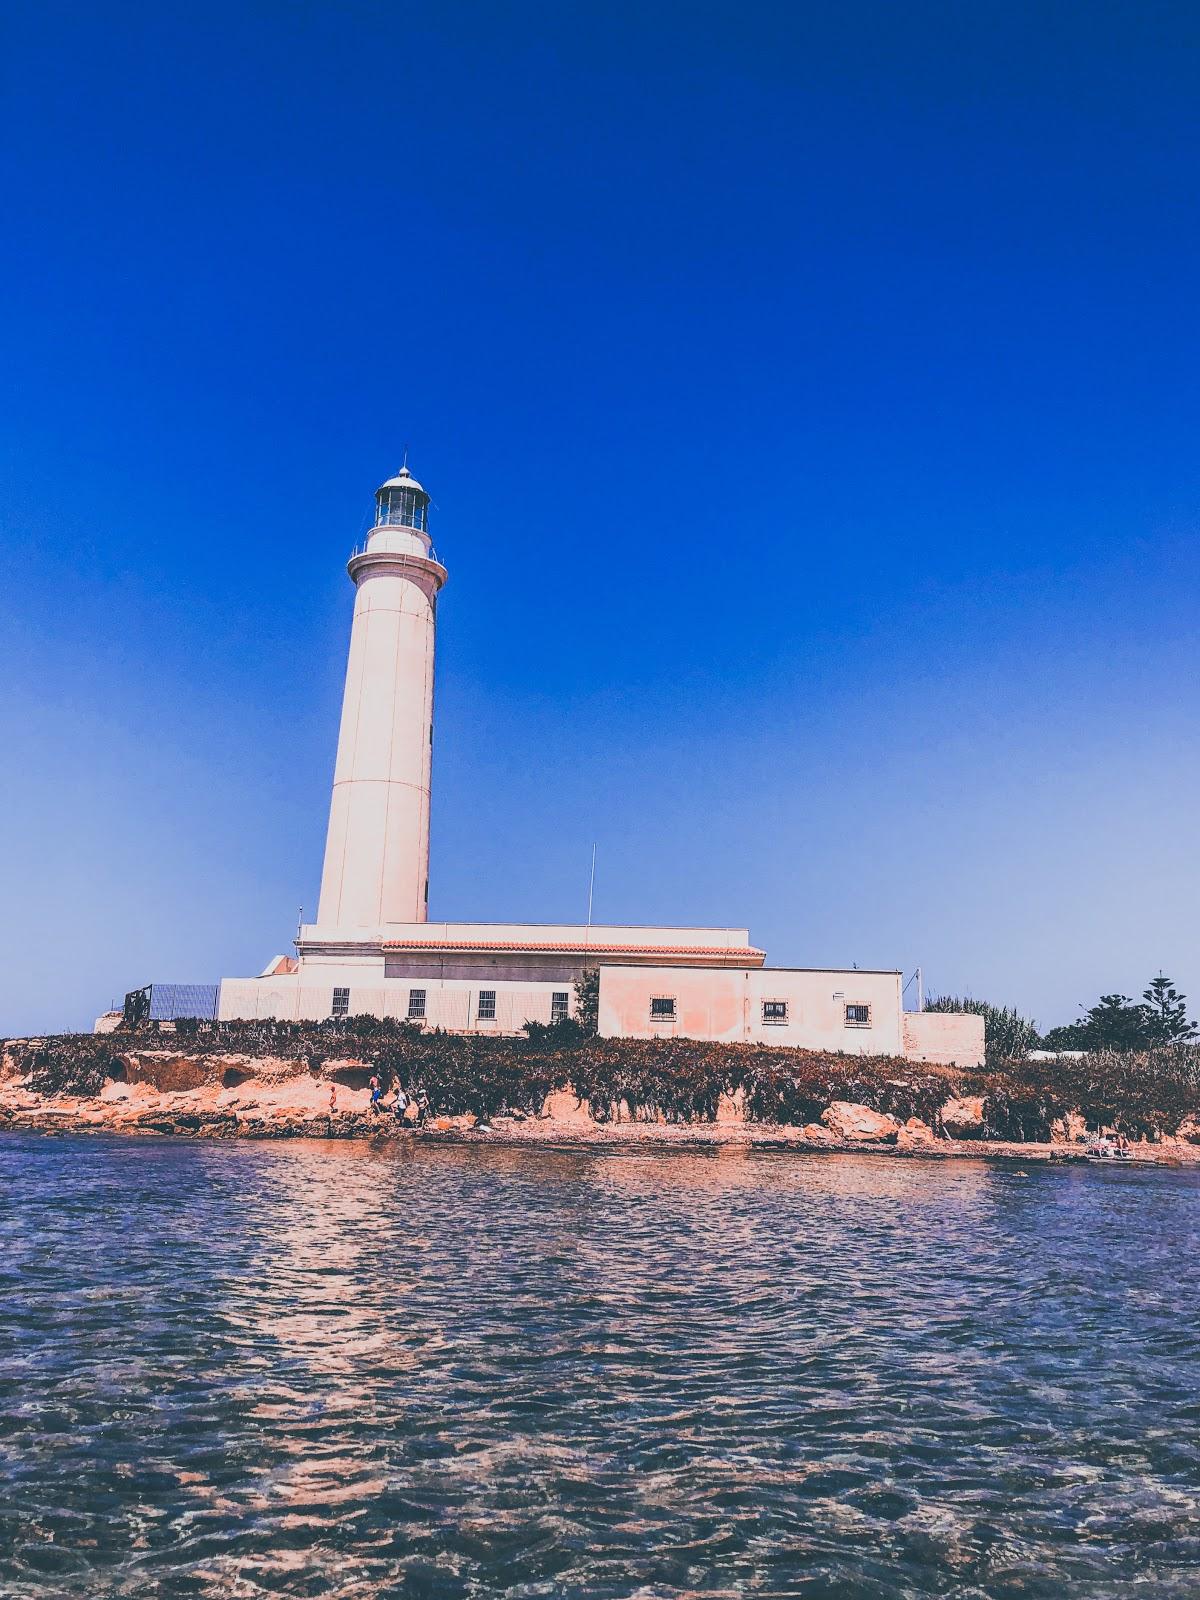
[574,968,600,1035]
[1142,973,1197,1044]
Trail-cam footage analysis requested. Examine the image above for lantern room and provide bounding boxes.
[375,465,429,531]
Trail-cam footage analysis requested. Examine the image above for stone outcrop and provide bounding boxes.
[801,1122,835,1143]
[939,1096,986,1138]
[539,1087,594,1125]
[715,1086,746,1124]
[1050,1110,1089,1144]
[895,1117,937,1151]
[820,1102,900,1143]
[118,1051,310,1093]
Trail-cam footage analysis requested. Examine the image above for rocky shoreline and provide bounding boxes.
[3,1054,1199,1165]
[0,1075,1196,1164]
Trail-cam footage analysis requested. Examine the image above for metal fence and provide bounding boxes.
[124,983,220,1024]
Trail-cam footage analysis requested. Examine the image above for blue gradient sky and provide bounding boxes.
[3,1,1198,1035]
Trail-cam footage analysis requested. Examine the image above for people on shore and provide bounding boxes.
[393,1084,409,1123]
[328,1085,337,1116]
[369,1074,382,1114]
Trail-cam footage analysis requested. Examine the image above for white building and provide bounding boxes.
[215,464,982,1068]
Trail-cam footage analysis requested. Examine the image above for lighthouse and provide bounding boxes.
[316,466,447,927]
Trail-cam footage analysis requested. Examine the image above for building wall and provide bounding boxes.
[597,966,906,1055]
[218,973,574,1033]
[901,1011,985,1067]
[217,961,980,1064]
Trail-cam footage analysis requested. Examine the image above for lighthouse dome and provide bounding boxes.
[376,465,427,497]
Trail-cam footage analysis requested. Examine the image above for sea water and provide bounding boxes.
[2,1133,1199,1598]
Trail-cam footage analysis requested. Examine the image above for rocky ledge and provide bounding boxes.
[2,1054,1199,1164]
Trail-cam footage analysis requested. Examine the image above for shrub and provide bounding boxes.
[745,1054,952,1127]
[522,1016,588,1050]
[8,1037,127,1097]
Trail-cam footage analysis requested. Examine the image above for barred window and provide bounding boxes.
[407,988,426,1020]
[551,991,569,1022]
[650,996,677,1021]
[762,1000,789,1025]
[845,1003,872,1027]
[477,990,497,1021]
[331,987,350,1017]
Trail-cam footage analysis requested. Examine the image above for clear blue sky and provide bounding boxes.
[2,1,1198,1036]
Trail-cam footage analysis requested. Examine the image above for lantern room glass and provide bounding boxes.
[376,486,427,531]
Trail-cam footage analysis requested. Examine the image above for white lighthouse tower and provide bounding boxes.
[316,466,447,928]
[217,460,773,1037]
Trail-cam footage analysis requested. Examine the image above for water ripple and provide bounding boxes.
[2,1136,1199,1596]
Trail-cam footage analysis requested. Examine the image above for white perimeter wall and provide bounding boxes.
[218,974,574,1034]
[598,966,906,1055]
[902,1011,985,1067]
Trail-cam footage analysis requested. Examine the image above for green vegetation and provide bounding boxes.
[1042,975,1198,1051]
[574,968,600,1034]
[929,975,1197,1058]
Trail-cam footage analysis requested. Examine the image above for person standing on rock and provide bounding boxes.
[328,1085,337,1116]
[393,1084,409,1124]
[369,1074,383,1114]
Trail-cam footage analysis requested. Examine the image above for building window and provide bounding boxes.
[650,996,677,1022]
[331,987,350,1017]
[845,1003,872,1027]
[407,988,426,1020]
[762,1000,789,1025]
[477,990,497,1021]
[551,990,569,1022]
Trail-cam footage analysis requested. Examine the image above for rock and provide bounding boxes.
[120,1053,213,1092]
[939,1096,986,1138]
[323,1059,372,1087]
[539,1087,594,1125]
[715,1085,746,1124]
[1050,1110,1089,1144]
[820,1102,900,1143]
[802,1122,835,1143]
[895,1117,937,1151]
